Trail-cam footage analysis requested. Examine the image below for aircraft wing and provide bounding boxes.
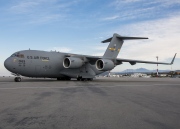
[116,53,177,65]
[67,53,176,65]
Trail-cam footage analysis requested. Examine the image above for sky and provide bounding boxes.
[0,0,180,75]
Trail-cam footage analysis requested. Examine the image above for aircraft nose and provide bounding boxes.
[4,58,11,70]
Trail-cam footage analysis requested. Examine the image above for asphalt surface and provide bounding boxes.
[0,77,180,129]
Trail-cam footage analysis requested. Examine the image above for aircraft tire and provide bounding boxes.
[87,78,93,81]
[80,78,93,81]
[66,77,71,81]
[15,77,21,82]
[18,77,21,82]
[81,78,85,81]
[14,77,17,82]
[57,78,62,80]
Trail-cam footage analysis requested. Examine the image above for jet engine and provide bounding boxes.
[63,57,84,68]
[96,59,115,71]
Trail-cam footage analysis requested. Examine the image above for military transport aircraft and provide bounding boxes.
[4,33,176,82]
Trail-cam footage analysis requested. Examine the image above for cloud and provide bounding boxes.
[111,14,180,61]
[102,16,119,21]
[10,0,81,14]
[116,0,141,3]
[92,52,104,56]
[28,14,63,24]
[10,0,47,13]
[9,0,82,24]
[113,0,180,5]
[106,0,180,22]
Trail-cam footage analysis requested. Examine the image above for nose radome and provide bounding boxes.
[4,58,11,70]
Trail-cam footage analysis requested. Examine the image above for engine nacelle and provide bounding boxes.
[96,59,115,71]
[63,57,83,68]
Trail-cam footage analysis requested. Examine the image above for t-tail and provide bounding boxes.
[102,33,148,59]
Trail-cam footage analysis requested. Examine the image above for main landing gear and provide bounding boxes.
[56,77,93,81]
[77,77,93,81]
[14,77,21,82]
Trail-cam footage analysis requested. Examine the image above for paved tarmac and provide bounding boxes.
[0,77,180,129]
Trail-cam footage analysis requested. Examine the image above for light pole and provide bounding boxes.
[156,56,158,76]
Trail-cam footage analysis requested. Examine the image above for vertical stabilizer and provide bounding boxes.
[103,33,123,59]
[102,33,148,59]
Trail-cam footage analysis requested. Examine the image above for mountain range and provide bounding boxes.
[120,68,170,73]
[99,68,173,76]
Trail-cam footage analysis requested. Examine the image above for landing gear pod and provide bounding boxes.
[96,59,115,71]
[63,57,84,69]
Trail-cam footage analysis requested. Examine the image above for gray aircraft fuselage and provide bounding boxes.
[4,50,102,78]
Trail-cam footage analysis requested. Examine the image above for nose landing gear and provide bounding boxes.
[12,73,22,82]
[14,77,21,82]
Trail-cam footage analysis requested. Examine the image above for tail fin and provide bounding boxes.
[102,33,148,59]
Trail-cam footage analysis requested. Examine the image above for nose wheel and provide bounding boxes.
[14,77,21,82]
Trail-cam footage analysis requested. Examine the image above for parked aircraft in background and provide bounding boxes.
[4,33,176,82]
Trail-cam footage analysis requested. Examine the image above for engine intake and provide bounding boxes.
[63,57,83,68]
[96,59,115,71]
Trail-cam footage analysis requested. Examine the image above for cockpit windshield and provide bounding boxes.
[11,53,24,58]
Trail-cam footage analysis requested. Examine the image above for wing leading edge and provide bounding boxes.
[116,53,177,65]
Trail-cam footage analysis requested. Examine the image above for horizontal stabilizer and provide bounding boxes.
[101,37,112,43]
[117,36,148,40]
[102,35,148,43]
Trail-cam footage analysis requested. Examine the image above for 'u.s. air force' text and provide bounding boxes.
[27,56,50,60]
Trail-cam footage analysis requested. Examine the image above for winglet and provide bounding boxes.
[170,53,177,65]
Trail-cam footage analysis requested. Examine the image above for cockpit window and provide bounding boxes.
[11,54,16,57]
[11,53,24,58]
[17,54,24,58]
